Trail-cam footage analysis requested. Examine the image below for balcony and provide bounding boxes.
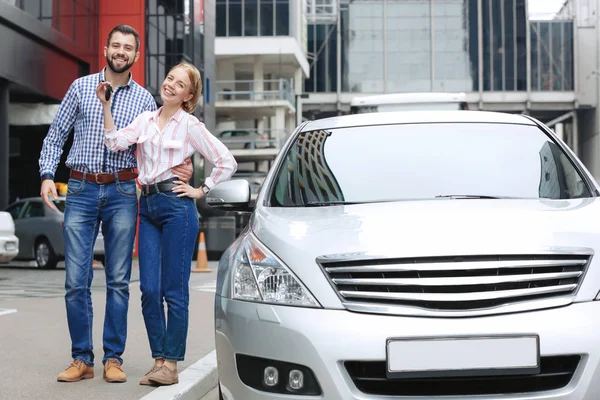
[215,79,296,119]
[307,0,338,24]
[215,128,287,161]
[216,79,295,103]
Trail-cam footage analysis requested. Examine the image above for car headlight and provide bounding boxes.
[232,234,320,308]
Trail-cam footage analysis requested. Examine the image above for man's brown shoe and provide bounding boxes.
[147,365,178,386]
[57,359,94,382]
[139,365,161,386]
[103,359,127,383]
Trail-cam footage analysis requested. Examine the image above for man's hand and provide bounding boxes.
[40,180,58,211]
[172,157,193,182]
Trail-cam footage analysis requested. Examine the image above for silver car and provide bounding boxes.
[5,197,105,268]
[209,110,600,399]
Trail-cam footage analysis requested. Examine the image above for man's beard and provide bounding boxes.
[106,55,134,74]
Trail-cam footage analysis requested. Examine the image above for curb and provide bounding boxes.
[140,350,218,400]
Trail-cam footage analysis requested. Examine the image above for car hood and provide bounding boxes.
[250,198,600,307]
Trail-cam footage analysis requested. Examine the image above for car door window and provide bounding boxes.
[22,202,45,219]
[6,203,25,220]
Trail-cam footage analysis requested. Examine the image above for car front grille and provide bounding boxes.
[344,355,580,396]
[319,254,589,316]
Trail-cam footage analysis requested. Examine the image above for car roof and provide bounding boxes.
[301,110,537,132]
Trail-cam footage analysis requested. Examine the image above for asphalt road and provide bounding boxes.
[0,260,219,400]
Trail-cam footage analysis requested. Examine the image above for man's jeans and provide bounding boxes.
[64,175,138,366]
[138,190,199,361]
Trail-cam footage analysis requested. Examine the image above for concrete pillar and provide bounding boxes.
[294,67,303,94]
[0,79,8,210]
[253,56,264,100]
[294,67,304,126]
[216,60,236,100]
[257,118,266,141]
[274,107,285,146]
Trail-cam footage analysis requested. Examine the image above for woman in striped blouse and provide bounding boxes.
[96,61,237,386]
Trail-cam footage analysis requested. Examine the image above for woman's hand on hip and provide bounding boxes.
[172,180,205,199]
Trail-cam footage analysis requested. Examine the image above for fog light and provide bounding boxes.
[263,366,278,387]
[4,242,16,251]
[288,369,304,390]
[237,354,321,396]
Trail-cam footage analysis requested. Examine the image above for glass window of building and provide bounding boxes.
[12,0,99,61]
[215,0,289,37]
[146,0,204,105]
[305,0,549,95]
[481,0,527,91]
[530,20,574,91]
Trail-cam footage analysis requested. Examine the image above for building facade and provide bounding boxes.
[2,0,215,206]
[214,0,308,176]
[301,0,580,170]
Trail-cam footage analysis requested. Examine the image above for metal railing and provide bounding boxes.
[307,0,338,24]
[216,128,288,150]
[216,79,295,103]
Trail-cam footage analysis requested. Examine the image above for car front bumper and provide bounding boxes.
[215,296,600,400]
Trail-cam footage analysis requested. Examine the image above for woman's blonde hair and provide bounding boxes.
[168,61,202,113]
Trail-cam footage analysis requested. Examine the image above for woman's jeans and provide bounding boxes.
[138,189,199,361]
[64,176,138,366]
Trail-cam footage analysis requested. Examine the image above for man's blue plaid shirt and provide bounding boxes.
[39,68,157,178]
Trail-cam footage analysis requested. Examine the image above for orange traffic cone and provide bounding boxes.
[191,232,212,273]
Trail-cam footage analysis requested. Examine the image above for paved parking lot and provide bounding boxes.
[0,260,219,400]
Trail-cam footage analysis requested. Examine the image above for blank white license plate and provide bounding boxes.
[386,335,539,378]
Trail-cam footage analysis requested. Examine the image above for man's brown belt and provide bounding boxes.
[70,168,138,184]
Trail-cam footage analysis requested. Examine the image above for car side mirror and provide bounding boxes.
[206,179,252,212]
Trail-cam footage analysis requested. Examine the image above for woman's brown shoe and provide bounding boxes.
[139,365,161,386]
[147,365,179,386]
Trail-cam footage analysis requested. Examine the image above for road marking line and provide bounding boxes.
[0,308,17,316]
[192,281,216,293]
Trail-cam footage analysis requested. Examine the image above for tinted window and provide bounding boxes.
[23,202,45,218]
[270,123,591,206]
[6,203,25,220]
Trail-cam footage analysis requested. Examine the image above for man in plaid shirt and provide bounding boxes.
[38,25,192,384]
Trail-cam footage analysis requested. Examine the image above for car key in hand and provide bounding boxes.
[105,85,113,101]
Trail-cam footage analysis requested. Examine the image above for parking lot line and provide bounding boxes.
[0,308,17,316]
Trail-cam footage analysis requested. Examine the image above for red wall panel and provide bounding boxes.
[98,0,145,86]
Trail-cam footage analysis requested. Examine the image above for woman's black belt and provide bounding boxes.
[140,180,178,196]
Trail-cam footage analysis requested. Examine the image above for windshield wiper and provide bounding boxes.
[304,201,362,207]
[435,194,502,199]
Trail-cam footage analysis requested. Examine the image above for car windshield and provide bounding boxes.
[270,122,592,207]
